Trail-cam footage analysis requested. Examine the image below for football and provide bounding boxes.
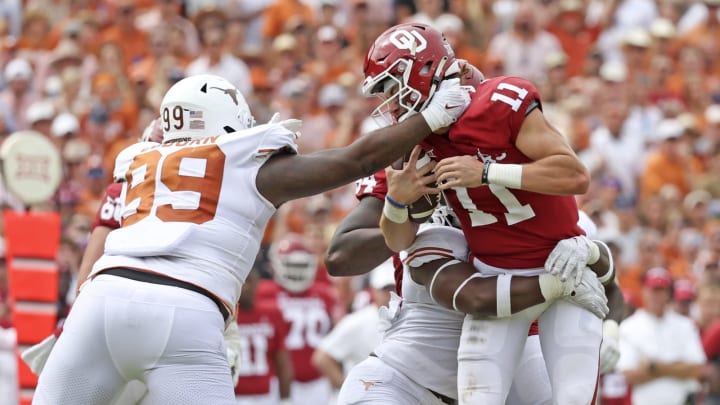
[408,150,441,224]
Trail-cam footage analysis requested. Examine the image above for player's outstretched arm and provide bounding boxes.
[258,79,470,207]
[410,259,548,316]
[325,197,393,276]
[409,233,614,318]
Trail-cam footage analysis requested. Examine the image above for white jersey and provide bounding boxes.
[92,124,298,314]
[373,223,468,399]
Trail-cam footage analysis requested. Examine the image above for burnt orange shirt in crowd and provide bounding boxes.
[262,0,314,40]
[100,26,150,66]
[547,24,601,77]
[640,150,691,199]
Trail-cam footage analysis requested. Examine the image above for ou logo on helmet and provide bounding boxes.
[389,29,427,53]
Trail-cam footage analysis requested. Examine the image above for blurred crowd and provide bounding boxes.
[0,0,719,404]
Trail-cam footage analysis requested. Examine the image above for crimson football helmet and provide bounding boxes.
[362,23,458,124]
[269,233,319,293]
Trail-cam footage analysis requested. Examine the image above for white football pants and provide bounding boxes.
[337,336,551,405]
[457,298,602,405]
[33,274,235,405]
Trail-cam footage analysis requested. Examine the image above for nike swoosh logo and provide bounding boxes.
[445,104,463,109]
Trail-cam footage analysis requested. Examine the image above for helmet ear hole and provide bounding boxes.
[419,62,433,76]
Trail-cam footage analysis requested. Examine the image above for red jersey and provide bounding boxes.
[255,280,336,382]
[234,303,288,396]
[356,159,540,336]
[421,76,583,269]
[92,183,123,230]
[702,319,720,361]
[355,170,388,202]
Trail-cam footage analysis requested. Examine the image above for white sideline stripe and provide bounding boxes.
[9,258,57,271]
[20,388,35,398]
[14,301,57,313]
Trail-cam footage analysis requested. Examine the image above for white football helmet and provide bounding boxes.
[160,74,255,142]
[269,233,318,293]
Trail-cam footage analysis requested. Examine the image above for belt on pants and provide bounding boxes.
[100,267,229,322]
[367,352,455,405]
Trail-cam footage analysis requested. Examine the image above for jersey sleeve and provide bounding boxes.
[252,123,299,158]
[403,224,470,268]
[458,76,542,147]
[495,77,542,144]
[254,279,278,304]
[354,169,388,201]
[92,183,123,230]
[266,303,288,352]
[113,141,158,182]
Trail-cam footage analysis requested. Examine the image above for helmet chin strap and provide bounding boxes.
[418,56,451,113]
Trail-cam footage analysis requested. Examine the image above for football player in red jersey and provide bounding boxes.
[329,163,618,405]
[361,23,612,405]
[255,233,340,405]
[235,267,293,405]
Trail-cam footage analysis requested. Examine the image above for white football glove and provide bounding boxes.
[268,112,303,137]
[21,334,57,375]
[420,78,473,132]
[545,235,600,288]
[599,319,621,374]
[564,269,609,319]
[224,320,242,386]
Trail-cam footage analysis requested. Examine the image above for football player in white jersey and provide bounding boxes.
[329,198,614,405]
[336,206,610,405]
[326,150,623,404]
[33,74,472,405]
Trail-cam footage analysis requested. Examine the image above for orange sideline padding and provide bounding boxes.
[7,265,58,302]
[17,353,38,388]
[4,210,61,260]
[11,303,57,345]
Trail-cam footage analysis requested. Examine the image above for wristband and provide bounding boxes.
[496,274,512,317]
[385,194,407,208]
[586,237,600,265]
[452,273,484,312]
[594,240,615,284]
[420,106,448,132]
[428,259,461,303]
[486,163,523,189]
[481,160,491,185]
[539,274,565,300]
[383,197,409,223]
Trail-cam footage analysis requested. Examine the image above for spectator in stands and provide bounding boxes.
[617,267,706,405]
[487,0,562,82]
[640,118,693,200]
[186,25,252,95]
[311,259,394,398]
